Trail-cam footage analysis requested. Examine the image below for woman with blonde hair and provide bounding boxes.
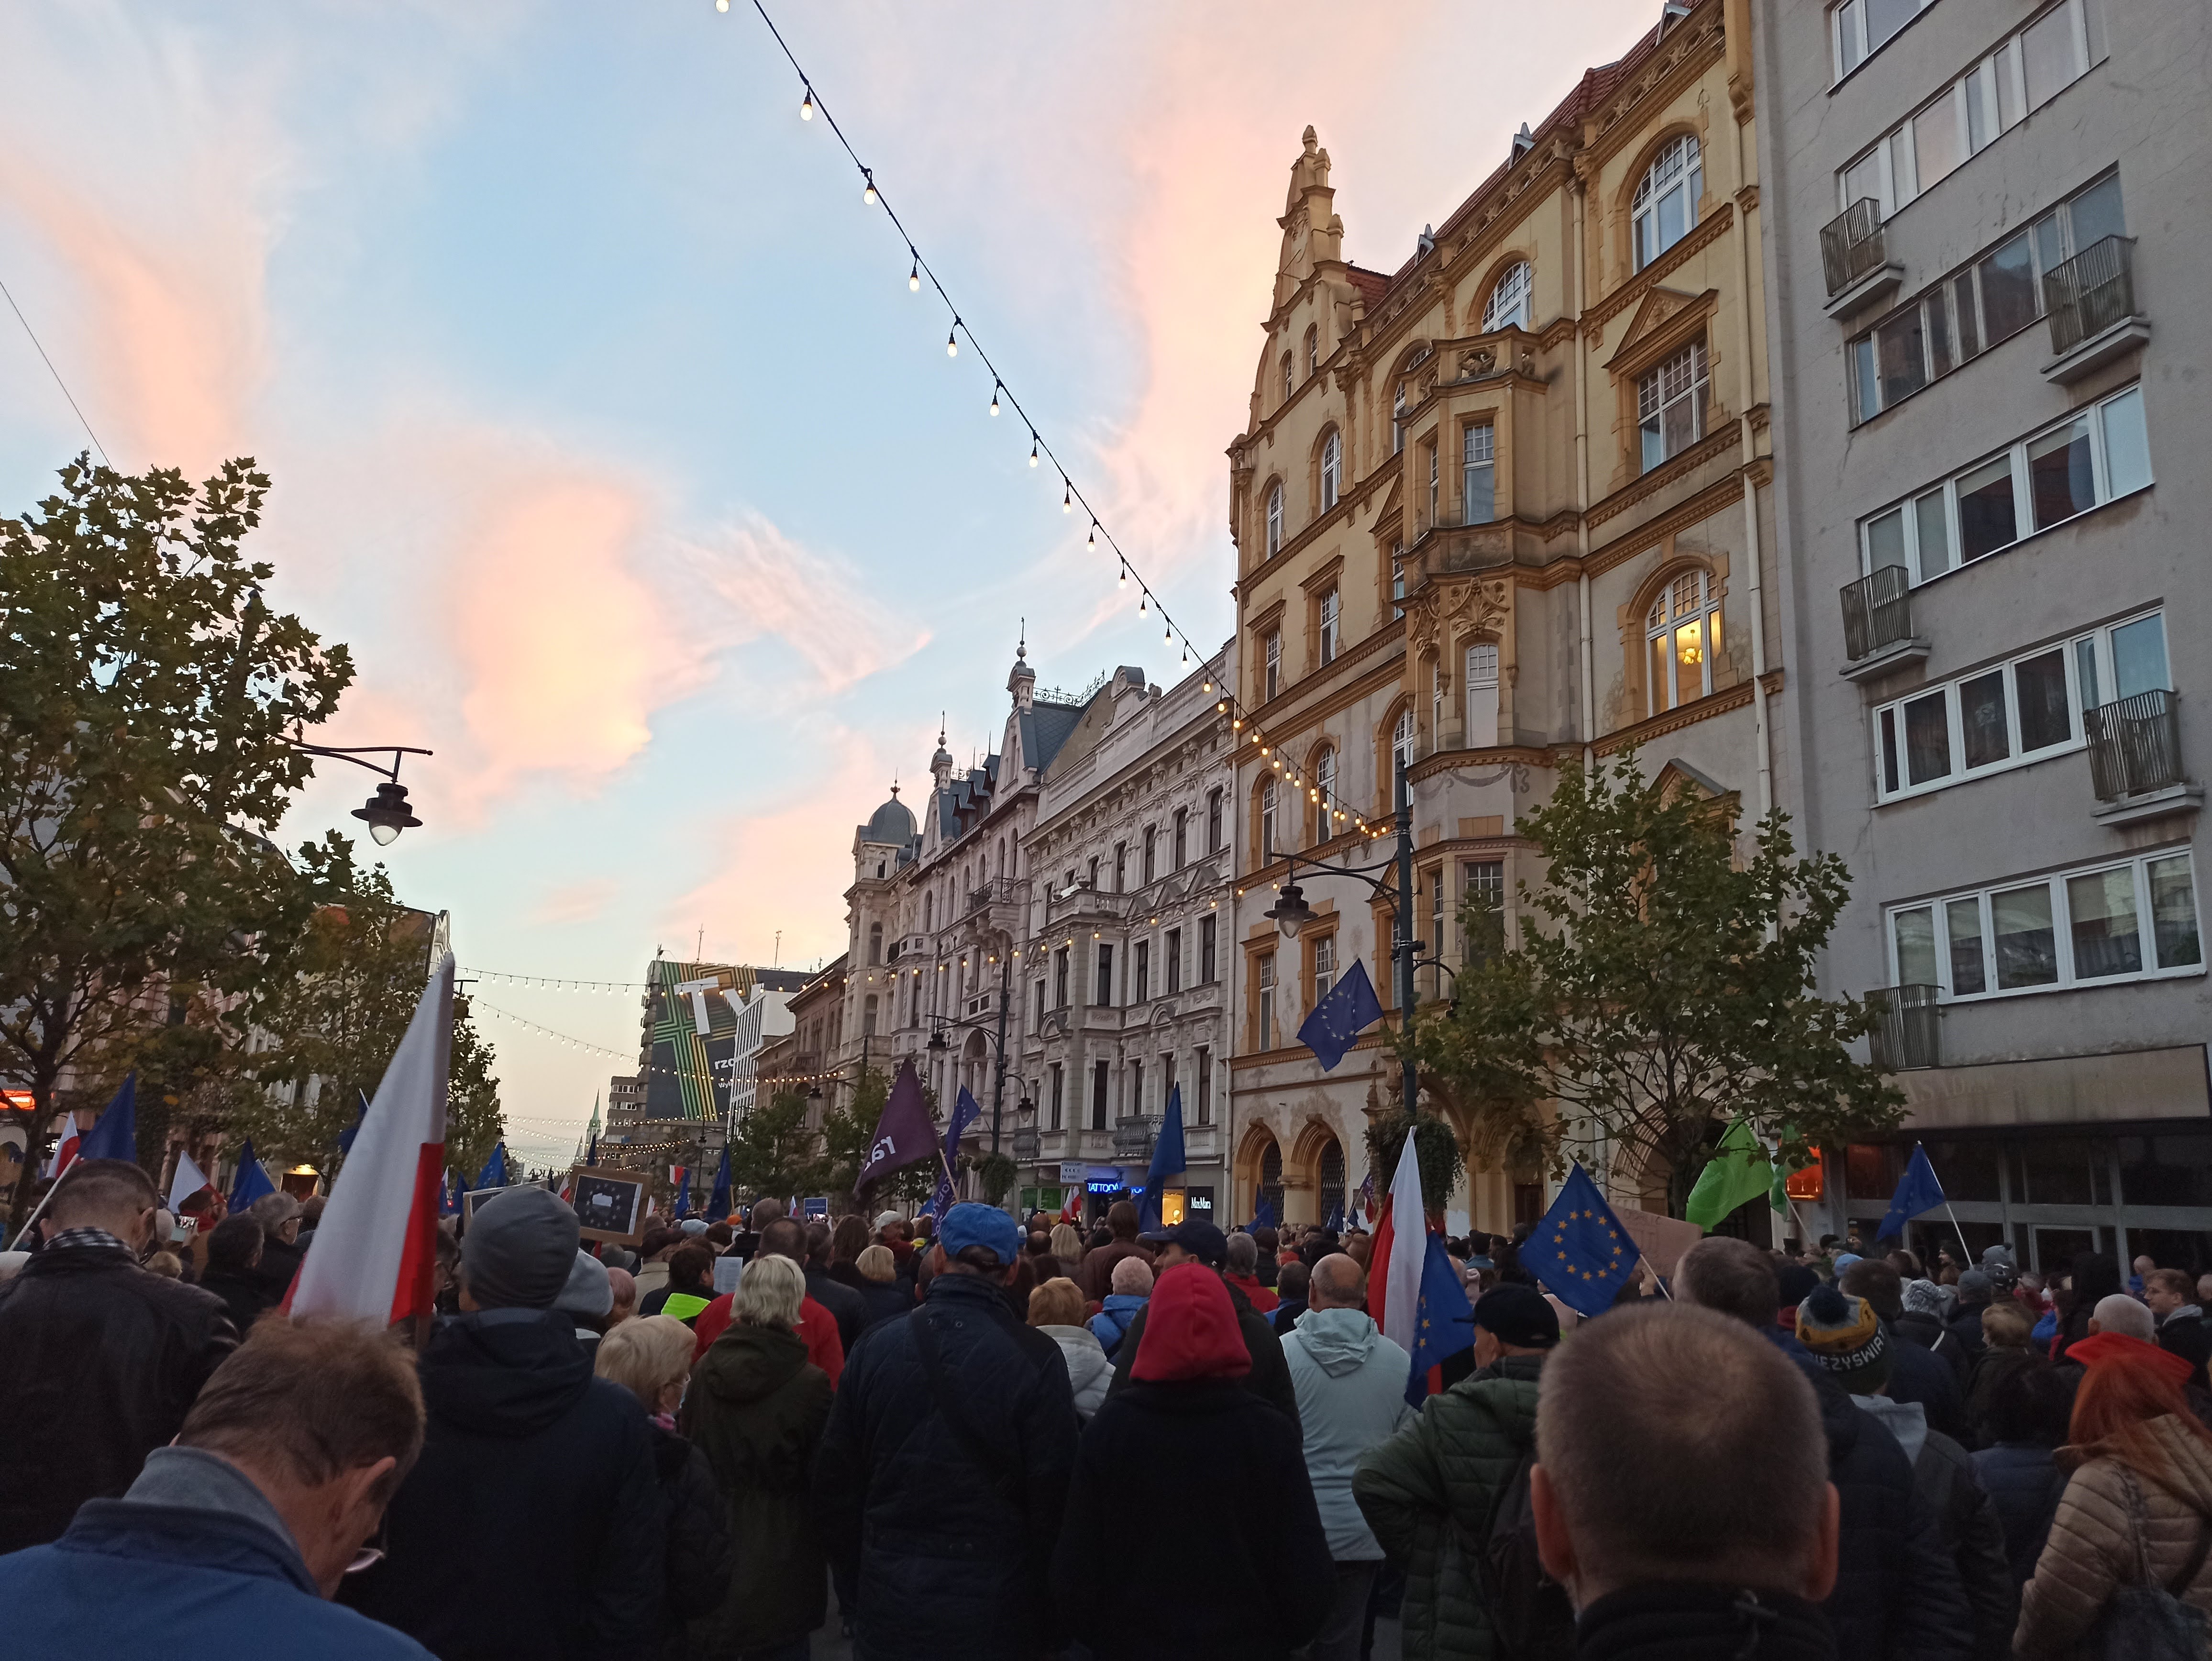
[853,1242,913,1331]
[593,1314,732,1641]
[1029,1276,1111,1421]
[1049,1221,1084,1284]
[687,1251,834,1659]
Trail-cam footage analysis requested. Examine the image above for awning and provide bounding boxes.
[1897,1044,2211,1130]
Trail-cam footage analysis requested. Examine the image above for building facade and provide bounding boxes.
[1015,649,1238,1223]
[1224,0,1777,1229]
[1756,0,2212,1269]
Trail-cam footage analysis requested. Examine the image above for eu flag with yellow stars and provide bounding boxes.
[1525,1162,1643,1318]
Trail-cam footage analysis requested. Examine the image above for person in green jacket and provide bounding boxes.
[1351,1284,1559,1661]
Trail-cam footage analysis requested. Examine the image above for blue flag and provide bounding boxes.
[707,1148,732,1220]
[228,1138,276,1214]
[336,1091,369,1156]
[1878,1145,1946,1242]
[1253,1193,1276,1230]
[1141,1085,1188,1232]
[930,1087,984,1219]
[474,1143,507,1192]
[1297,958,1386,1072]
[1324,1200,1344,1234]
[672,1165,691,1220]
[76,1075,137,1164]
[1525,1163,1641,1318]
[1406,1232,1476,1404]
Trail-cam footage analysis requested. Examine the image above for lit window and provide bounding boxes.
[1483,261,1532,332]
[1637,341,1709,472]
[1266,483,1283,556]
[1321,430,1342,511]
[1632,135,1703,271]
[1645,571,1723,715]
[1462,422,1496,524]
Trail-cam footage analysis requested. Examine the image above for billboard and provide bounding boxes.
[641,960,762,1124]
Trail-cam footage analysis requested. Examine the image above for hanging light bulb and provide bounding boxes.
[863,173,878,206]
[1117,564,1126,588]
[989,382,1001,416]
[1087,522,1096,549]
[800,86,815,120]
[1028,435,1039,466]
[1164,622,1172,642]
[1139,592,1148,614]
[908,255,919,291]
[946,326,958,358]
[715,0,728,10]
[1062,482,1072,512]
[1182,644,1190,664]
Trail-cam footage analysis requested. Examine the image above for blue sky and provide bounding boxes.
[1,0,1655,1167]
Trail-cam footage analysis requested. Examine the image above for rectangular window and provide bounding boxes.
[1032,980,1045,1031]
[1206,789,1224,853]
[1462,422,1496,525]
[1425,440,1439,527]
[1888,849,2202,1002]
[1638,341,1709,473]
[1264,631,1282,700]
[1199,914,1217,983]
[1319,587,1340,665]
[1313,934,1337,1006]
[1858,385,2151,586]
[1872,636,2096,804]
[1113,843,1127,893]
[1838,1,2102,201]
[1390,542,1407,620]
[1172,809,1187,870]
[1257,953,1276,1050]
[1092,1061,1109,1131]
[1142,827,1157,885]
[1462,859,1505,965]
[1130,1059,1145,1119]
[1135,940,1150,1004]
[1095,945,1114,1007]
[1054,947,1069,1008]
[1848,175,2122,425]
[1465,641,1501,748]
[1050,1063,1064,1131]
[1165,928,1183,994]
[1195,1047,1213,1124]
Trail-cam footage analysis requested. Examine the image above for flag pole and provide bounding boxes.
[1943,1201,1973,1269]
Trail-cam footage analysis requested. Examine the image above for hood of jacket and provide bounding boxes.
[1097,1293,1147,1319]
[2067,1329,2196,1387]
[1853,1393,1928,1467]
[1293,1306,1384,1376]
[695,1318,808,1405]
[1041,1322,1106,1359]
[1131,1263,1250,1383]
[420,1307,592,1436]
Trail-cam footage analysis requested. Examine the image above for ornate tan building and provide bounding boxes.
[1224,0,1775,1229]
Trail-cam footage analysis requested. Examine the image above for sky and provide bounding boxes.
[1,0,1656,1169]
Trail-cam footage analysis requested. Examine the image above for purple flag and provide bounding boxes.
[859,1061,938,1189]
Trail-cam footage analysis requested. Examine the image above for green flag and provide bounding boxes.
[1685,1117,1777,1229]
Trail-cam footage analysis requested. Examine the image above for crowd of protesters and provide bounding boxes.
[6,1160,2212,1660]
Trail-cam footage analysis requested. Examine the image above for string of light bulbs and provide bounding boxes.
[722,0,1401,853]
[463,968,646,994]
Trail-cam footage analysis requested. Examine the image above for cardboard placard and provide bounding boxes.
[567,1166,651,1247]
[1615,1205,1709,1280]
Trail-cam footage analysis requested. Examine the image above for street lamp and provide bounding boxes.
[283,737,434,846]
[1263,881,1313,939]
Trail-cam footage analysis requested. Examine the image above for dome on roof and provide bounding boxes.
[863,786,917,845]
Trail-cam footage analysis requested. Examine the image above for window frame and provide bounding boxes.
[1645,571,1725,717]
[1264,630,1282,700]
[1257,952,1277,1050]
[1831,0,1937,83]
[1315,747,1338,839]
[1165,928,1183,995]
[1632,134,1703,272]
[1312,931,1338,1007]
[1465,641,1502,747]
[1482,261,1533,332]
[1318,586,1341,665]
[1857,384,2152,588]
[1462,420,1497,525]
[1265,483,1284,557]
[1391,709,1417,784]
[1305,324,1319,379]
[1887,847,2203,1004]
[1199,914,1217,984]
[1321,429,1343,512]
[1638,340,1710,473]
[1870,635,2090,804]
[1259,775,1278,860]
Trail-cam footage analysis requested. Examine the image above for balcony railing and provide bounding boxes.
[1010,1127,1041,1162]
[2085,688,2182,802]
[1840,565,1913,661]
[2045,236,2137,357]
[1821,199,1887,297]
[1868,984,1941,1072]
[1112,1116,1159,1161]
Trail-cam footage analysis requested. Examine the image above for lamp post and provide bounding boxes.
[925,952,1020,1152]
[282,737,434,845]
[1262,758,1423,1118]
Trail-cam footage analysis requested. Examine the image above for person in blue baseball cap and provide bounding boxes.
[812,1203,1079,1661]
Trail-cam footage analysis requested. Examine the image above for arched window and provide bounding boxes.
[1266,483,1284,556]
[1260,775,1279,859]
[1304,324,1319,378]
[923,892,933,930]
[1633,135,1703,271]
[1646,570,1724,714]
[1281,353,1294,404]
[867,922,883,966]
[1391,709,1417,790]
[863,994,878,1036]
[1392,381,1409,454]
[1321,430,1342,512]
[1483,261,1532,332]
[1465,642,1501,748]
[1314,748,1337,842]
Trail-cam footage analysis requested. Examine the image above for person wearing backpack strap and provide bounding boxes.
[1528,1303,1839,1661]
[2018,1340,2212,1658]
[1351,1285,1561,1660]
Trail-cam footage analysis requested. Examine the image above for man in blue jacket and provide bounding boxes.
[0,1316,433,1659]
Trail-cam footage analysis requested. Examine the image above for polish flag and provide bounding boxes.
[1368,1129,1426,1358]
[43,1115,82,1179]
[290,955,453,1327]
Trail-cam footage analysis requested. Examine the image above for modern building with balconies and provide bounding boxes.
[1756,0,2212,1269]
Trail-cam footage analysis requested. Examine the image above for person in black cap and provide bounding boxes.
[1100,1217,1300,1432]
[341,1186,663,1659]
[1351,1285,1565,1660]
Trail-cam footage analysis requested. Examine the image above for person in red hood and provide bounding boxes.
[2060,1293,2197,1389]
[1052,1264,1332,1661]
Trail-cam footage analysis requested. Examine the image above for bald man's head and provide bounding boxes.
[1309,1252,1367,1310]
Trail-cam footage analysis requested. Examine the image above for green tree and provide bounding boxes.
[234,836,434,1169]
[444,1008,505,1187]
[0,457,352,1225]
[1362,1108,1466,1223]
[1407,750,1902,1217]
[729,1090,825,1203]
[815,1063,886,1207]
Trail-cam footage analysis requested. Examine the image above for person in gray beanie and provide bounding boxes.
[341,1187,663,1658]
[555,1250,615,1359]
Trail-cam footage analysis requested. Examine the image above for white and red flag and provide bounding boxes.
[290,954,454,1327]
[1367,1128,1426,1358]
